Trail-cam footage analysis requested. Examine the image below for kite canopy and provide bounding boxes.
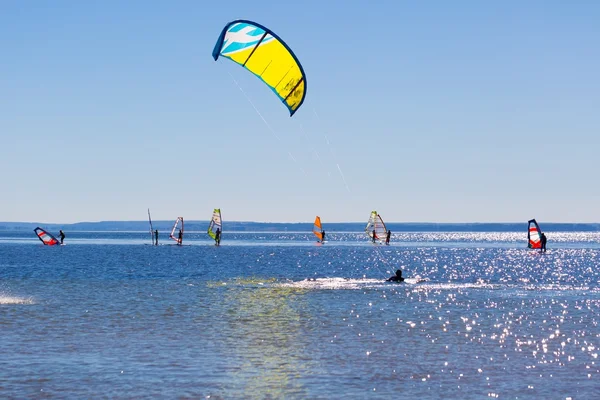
[212,20,307,116]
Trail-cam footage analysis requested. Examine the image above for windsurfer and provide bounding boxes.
[154,230,159,246]
[321,229,326,243]
[387,269,405,283]
[59,230,65,245]
[372,229,377,243]
[178,229,183,246]
[215,228,221,246]
[385,230,391,245]
[540,232,547,252]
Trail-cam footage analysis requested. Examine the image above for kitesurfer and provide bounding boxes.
[59,230,65,245]
[215,228,221,246]
[178,229,183,246]
[387,269,405,283]
[154,230,159,246]
[372,229,377,243]
[385,230,391,245]
[540,232,547,253]
[321,229,326,243]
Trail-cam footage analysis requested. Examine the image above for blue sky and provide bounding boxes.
[2,1,599,223]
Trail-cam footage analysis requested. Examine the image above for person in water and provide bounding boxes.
[154,229,159,246]
[385,230,391,245]
[59,230,65,245]
[387,269,405,283]
[178,229,183,246]
[540,232,547,253]
[215,228,221,246]
[372,228,377,243]
[321,229,326,243]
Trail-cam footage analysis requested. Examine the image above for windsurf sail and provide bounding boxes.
[169,217,184,244]
[148,208,154,245]
[33,227,60,246]
[365,211,387,242]
[527,219,543,249]
[312,216,323,241]
[207,209,222,240]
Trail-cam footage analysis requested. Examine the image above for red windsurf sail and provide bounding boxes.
[34,227,60,246]
[527,219,542,249]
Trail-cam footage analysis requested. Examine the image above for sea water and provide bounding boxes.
[1,230,599,398]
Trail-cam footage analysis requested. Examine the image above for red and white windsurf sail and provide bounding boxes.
[527,219,542,249]
[169,217,184,244]
[34,227,60,246]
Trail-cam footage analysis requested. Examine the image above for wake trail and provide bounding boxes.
[0,293,34,305]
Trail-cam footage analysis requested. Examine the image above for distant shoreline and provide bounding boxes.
[2,221,599,232]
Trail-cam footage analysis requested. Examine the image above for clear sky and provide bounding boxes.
[2,0,599,224]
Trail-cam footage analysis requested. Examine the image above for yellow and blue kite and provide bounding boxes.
[212,20,307,117]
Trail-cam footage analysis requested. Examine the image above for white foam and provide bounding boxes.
[276,277,432,290]
[278,277,381,290]
[0,295,34,305]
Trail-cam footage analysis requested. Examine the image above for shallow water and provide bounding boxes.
[1,231,599,398]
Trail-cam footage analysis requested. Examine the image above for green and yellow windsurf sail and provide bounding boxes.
[208,209,222,240]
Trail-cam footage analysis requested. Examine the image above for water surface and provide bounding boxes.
[1,231,599,398]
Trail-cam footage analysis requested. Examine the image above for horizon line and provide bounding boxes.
[2,220,600,225]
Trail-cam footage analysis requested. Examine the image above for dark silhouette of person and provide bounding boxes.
[321,230,326,243]
[372,229,377,243]
[59,230,65,245]
[215,228,221,246]
[540,232,547,253]
[387,269,405,283]
[386,230,391,245]
[178,229,183,246]
[154,230,159,246]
